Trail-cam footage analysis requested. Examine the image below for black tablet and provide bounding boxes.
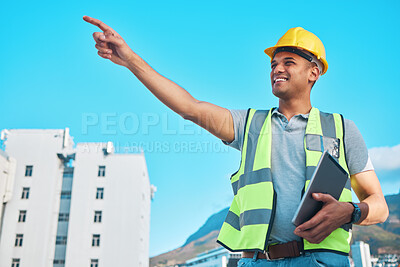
[292,151,349,226]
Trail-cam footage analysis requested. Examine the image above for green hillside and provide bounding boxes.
[380,193,400,235]
[353,225,400,254]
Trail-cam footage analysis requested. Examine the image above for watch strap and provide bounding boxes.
[349,202,361,224]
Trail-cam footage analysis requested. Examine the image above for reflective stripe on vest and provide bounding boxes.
[217,107,352,254]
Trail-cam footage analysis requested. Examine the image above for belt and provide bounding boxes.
[242,241,304,260]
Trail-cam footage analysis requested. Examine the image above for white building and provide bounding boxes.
[0,129,155,267]
[0,144,17,236]
[352,241,372,267]
[185,247,241,267]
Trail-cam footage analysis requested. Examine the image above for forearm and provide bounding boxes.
[350,170,389,226]
[294,192,389,244]
[124,52,234,142]
[126,52,198,118]
[356,194,389,225]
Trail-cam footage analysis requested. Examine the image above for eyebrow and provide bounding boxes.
[271,57,296,64]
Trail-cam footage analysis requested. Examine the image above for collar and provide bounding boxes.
[271,107,310,119]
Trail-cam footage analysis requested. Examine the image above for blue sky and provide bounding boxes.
[1,0,400,257]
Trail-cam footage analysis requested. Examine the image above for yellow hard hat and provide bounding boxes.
[264,27,328,75]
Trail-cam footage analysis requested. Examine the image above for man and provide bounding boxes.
[83,16,388,266]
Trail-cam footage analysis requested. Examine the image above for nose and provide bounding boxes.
[273,62,285,74]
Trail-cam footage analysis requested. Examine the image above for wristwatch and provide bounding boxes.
[349,202,362,224]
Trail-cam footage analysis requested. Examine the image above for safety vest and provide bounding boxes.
[217,107,353,255]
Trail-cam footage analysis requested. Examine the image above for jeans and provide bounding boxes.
[237,251,350,267]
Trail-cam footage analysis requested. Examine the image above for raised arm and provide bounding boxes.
[83,16,234,143]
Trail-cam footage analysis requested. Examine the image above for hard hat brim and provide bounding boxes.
[264,45,328,75]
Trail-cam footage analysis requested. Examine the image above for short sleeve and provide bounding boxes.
[344,119,374,175]
[222,109,248,151]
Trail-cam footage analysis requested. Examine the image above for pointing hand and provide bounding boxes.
[83,16,135,67]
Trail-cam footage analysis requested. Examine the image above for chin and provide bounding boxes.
[273,89,293,101]
[272,87,285,98]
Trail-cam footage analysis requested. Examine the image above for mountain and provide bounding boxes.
[150,193,400,266]
[379,193,400,235]
[183,208,229,246]
[353,225,400,254]
[149,208,229,267]
[149,230,220,267]
[352,192,400,254]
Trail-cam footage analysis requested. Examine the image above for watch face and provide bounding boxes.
[352,204,362,223]
[355,208,361,222]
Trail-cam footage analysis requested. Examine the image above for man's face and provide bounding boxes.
[270,51,314,100]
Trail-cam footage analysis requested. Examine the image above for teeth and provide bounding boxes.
[275,78,287,83]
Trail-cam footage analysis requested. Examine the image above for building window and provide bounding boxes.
[92,234,100,247]
[11,258,20,267]
[94,211,102,223]
[56,235,67,245]
[91,259,99,267]
[15,234,23,247]
[63,168,74,178]
[96,188,104,200]
[58,213,69,222]
[21,187,30,199]
[60,191,71,199]
[18,210,26,222]
[98,166,106,177]
[53,259,65,264]
[25,165,33,177]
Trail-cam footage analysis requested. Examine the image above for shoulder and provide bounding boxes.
[340,117,373,174]
[229,109,248,119]
[342,117,359,136]
[231,108,272,122]
[318,110,357,131]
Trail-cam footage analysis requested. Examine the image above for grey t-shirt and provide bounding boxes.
[224,108,374,244]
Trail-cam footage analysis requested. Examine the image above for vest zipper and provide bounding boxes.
[264,190,277,251]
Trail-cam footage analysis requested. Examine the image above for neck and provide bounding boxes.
[278,98,312,121]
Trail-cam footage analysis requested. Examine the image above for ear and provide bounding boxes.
[309,65,320,83]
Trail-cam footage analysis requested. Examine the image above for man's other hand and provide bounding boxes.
[293,193,353,244]
[83,16,135,67]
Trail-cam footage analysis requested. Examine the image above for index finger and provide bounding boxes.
[83,16,116,34]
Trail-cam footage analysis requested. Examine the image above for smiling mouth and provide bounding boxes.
[274,77,288,84]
